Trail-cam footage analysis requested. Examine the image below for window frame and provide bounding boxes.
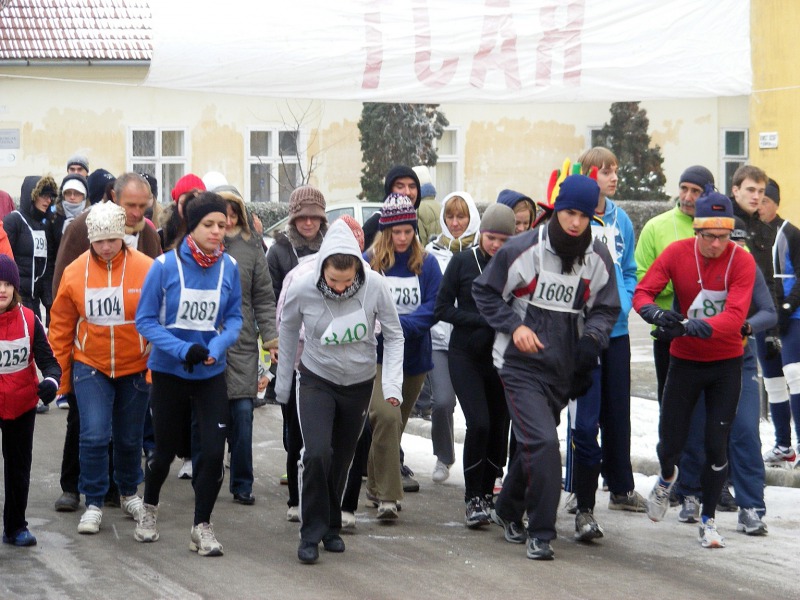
[431,126,462,196]
[245,126,306,203]
[720,128,748,195]
[127,127,190,204]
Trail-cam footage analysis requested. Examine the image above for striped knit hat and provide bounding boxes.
[378,193,417,231]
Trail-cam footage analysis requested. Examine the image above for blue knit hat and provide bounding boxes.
[379,193,418,231]
[694,185,734,230]
[553,175,599,217]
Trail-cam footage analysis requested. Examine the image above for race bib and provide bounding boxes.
[384,275,421,315]
[31,230,47,258]
[85,286,126,326]
[321,307,369,346]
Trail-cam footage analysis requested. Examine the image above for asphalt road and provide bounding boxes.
[4,392,798,600]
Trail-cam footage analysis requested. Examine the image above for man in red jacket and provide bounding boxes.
[634,189,756,549]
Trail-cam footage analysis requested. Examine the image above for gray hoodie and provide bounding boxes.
[276,219,405,403]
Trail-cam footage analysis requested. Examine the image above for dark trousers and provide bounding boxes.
[659,356,742,520]
[144,371,228,526]
[495,369,562,541]
[342,422,371,513]
[296,367,372,544]
[1,407,36,536]
[449,348,507,501]
[653,338,671,405]
[279,371,303,508]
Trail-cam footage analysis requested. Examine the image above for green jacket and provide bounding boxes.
[634,205,695,310]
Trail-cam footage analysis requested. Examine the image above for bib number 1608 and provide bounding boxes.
[536,282,574,304]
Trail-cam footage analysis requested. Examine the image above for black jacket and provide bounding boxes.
[433,246,495,358]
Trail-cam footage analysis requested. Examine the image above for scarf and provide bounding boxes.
[547,216,592,274]
[63,200,85,220]
[125,219,145,235]
[435,232,477,253]
[186,234,225,268]
[316,268,365,300]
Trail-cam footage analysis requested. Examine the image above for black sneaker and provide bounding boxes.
[526,537,555,560]
[401,465,420,493]
[298,541,319,563]
[489,509,526,544]
[322,533,345,552]
[717,484,738,512]
[465,497,490,529]
[574,510,604,542]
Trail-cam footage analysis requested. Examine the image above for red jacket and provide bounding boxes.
[0,306,40,419]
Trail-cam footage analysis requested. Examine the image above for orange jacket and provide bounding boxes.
[49,246,154,393]
[0,221,13,259]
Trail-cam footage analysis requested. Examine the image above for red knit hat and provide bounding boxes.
[337,214,365,251]
[171,174,205,202]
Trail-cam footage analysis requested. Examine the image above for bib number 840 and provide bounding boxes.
[324,323,367,345]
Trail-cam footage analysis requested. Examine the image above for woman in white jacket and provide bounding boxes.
[276,219,404,565]
[423,192,481,483]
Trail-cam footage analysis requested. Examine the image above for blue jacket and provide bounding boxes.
[367,248,442,376]
[592,198,637,337]
[135,239,243,380]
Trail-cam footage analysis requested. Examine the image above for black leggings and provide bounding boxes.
[658,356,742,519]
[449,348,508,500]
[144,371,228,525]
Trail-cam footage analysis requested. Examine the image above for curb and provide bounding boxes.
[404,417,800,489]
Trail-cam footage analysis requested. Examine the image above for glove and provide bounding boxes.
[651,322,686,343]
[37,379,58,405]
[183,344,209,373]
[740,321,752,338]
[779,306,793,334]
[765,335,783,360]
[684,318,712,339]
[639,303,685,327]
[575,335,601,372]
[568,372,594,400]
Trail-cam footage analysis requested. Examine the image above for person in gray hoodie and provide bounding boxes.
[276,219,404,564]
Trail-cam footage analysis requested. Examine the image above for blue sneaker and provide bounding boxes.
[2,528,37,547]
[55,395,69,409]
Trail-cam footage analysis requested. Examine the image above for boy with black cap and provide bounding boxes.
[635,189,757,548]
[473,175,620,560]
[362,165,421,249]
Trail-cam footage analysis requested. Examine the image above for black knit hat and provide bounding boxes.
[383,166,421,209]
[186,192,228,233]
[679,165,715,189]
[87,169,116,205]
[765,178,780,204]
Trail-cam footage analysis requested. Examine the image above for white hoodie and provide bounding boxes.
[276,219,405,403]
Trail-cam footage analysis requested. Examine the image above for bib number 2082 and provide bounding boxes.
[180,300,217,322]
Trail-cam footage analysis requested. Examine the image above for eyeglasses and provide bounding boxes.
[697,232,731,242]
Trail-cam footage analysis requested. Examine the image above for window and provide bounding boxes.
[247,128,303,203]
[588,126,606,148]
[432,128,460,197]
[721,129,748,194]
[129,128,188,204]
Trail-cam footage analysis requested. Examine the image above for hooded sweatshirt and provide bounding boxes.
[425,191,481,351]
[275,219,404,403]
[363,166,423,248]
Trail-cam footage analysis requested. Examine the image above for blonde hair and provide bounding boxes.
[578,147,618,173]
[444,195,469,220]
[368,226,425,275]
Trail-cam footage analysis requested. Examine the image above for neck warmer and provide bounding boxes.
[63,200,86,220]
[186,234,225,268]
[547,217,592,274]
[287,225,323,253]
[316,268,365,301]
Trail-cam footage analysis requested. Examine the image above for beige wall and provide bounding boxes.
[1,66,747,207]
[750,0,799,223]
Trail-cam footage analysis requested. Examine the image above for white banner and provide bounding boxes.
[144,0,751,103]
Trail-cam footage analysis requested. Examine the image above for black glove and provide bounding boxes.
[575,335,601,372]
[37,379,58,405]
[740,321,752,338]
[651,322,686,343]
[568,373,594,400]
[765,335,783,360]
[779,306,793,334]
[684,318,712,339]
[183,344,209,373]
[639,303,685,327]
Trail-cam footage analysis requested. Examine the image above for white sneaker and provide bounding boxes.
[646,467,679,522]
[134,503,159,542]
[190,522,224,556]
[55,395,69,409]
[286,506,300,522]
[698,518,725,548]
[178,459,193,480]
[431,460,450,483]
[77,505,103,534]
[341,511,356,529]
[376,501,399,520]
[493,477,503,496]
[121,495,145,521]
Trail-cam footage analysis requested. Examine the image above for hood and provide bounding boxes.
[496,188,535,212]
[19,175,41,217]
[56,173,89,215]
[314,219,368,280]
[218,190,251,241]
[437,191,481,242]
[383,165,421,210]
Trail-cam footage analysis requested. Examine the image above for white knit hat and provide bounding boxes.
[86,202,126,243]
